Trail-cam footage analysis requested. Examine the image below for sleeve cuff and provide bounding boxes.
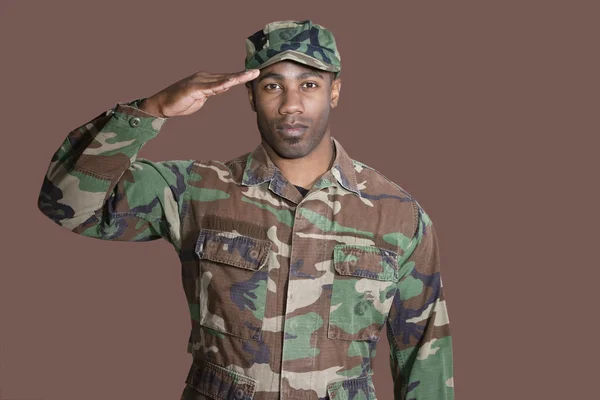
[105,98,168,133]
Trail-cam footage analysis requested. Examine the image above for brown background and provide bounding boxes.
[0,0,597,399]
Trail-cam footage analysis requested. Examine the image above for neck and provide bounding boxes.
[263,131,335,189]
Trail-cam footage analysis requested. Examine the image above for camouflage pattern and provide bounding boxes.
[245,20,342,79]
[38,101,454,399]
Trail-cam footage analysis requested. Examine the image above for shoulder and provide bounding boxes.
[352,158,414,199]
[351,158,429,238]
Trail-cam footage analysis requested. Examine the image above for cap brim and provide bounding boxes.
[254,50,340,73]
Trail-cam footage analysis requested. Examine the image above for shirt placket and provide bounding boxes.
[275,174,338,400]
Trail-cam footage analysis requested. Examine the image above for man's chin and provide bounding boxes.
[260,130,316,159]
[272,140,311,159]
[281,136,302,146]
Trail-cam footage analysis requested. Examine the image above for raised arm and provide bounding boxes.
[37,69,260,251]
[37,101,194,249]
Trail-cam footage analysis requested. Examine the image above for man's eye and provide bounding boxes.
[303,82,318,89]
[265,83,280,90]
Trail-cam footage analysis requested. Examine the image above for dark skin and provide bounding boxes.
[246,61,342,189]
[139,60,341,189]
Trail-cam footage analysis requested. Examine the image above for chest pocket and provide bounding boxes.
[195,228,271,341]
[328,244,399,341]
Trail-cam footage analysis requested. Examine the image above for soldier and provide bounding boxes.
[38,20,454,400]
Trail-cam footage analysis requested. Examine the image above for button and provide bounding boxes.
[129,117,141,127]
[234,388,245,399]
[249,249,259,259]
[354,301,368,316]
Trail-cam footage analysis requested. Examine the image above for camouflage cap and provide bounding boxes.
[245,20,341,78]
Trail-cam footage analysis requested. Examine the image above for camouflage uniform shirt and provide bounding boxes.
[38,101,454,400]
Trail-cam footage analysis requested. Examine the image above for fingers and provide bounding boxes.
[236,69,260,83]
[199,78,236,96]
[209,82,232,95]
[199,69,259,81]
[197,69,260,85]
[200,69,259,96]
[222,69,260,88]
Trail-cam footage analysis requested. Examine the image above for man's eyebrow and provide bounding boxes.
[257,70,325,83]
[297,71,325,80]
[257,72,284,83]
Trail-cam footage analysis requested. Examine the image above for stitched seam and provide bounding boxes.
[336,244,399,257]
[200,228,271,245]
[226,158,246,167]
[389,332,408,397]
[388,322,408,396]
[339,271,395,281]
[198,322,260,341]
[106,211,161,221]
[205,360,255,385]
[72,165,115,180]
[412,200,419,238]
[177,164,194,257]
[200,252,268,270]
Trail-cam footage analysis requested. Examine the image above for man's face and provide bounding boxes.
[246,60,341,159]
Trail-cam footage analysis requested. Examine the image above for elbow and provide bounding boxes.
[37,176,75,226]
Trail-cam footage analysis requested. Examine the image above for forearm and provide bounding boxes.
[137,97,166,118]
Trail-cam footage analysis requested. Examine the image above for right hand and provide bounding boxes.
[138,69,260,118]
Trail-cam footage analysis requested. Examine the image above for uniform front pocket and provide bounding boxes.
[328,244,399,341]
[327,375,377,400]
[195,228,271,341]
[184,358,256,400]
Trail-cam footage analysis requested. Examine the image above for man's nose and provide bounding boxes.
[279,89,304,115]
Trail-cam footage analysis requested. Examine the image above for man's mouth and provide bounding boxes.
[277,123,308,137]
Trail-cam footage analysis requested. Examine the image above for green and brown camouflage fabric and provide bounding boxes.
[38,101,454,400]
[245,20,342,78]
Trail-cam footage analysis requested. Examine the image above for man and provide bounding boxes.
[38,20,454,400]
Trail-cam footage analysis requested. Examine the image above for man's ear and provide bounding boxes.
[245,82,256,112]
[330,76,342,108]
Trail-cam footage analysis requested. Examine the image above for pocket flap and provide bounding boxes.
[185,358,256,400]
[195,228,271,271]
[333,244,398,281]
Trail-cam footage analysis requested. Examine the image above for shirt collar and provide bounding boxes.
[241,136,362,200]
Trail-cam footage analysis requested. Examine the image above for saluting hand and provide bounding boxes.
[138,69,260,118]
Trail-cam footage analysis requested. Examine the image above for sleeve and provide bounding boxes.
[37,99,194,252]
[385,201,454,399]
